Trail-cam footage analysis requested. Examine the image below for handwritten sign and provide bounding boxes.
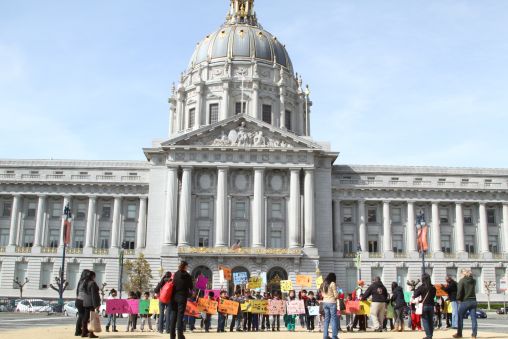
[197,298,218,314]
[204,289,221,300]
[139,300,150,315]
[286,300,305,315]
[184,301,200,318]
[126,299,139,314]
[219,265,232,281]
[106,299,130,314]
[250,300,268,314]
[149,299,160,314]
[316,276,324,289]
[240,301,251,312]
[268,299,285,315]
[436,285,448,297]
[296,275,312,287]
[345,300,360,314]
[218,299,239,315]
[280,280,293,292]
[308,306,320,316]
[196,274,209,290]
[233,272,248,285]
[358,300,371,315]
[248,277,262,289]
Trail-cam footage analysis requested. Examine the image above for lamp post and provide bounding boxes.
[51,204,71,312]
[118,241,129,299]
[416,210,427,275]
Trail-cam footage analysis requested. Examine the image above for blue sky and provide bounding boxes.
[1,0,507,167]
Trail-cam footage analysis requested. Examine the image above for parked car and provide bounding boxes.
[496,307,508,314]
[63,301,78,317]
[15,299,52,313]
[464,309,487,319]
[0,299,16,312]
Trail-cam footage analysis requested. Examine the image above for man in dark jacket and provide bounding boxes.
[155,271,172,333]
[361,276,388,332]
[169,261,193,339]
[441,276,458,328]
[390,282,406,331]
[453,269,477,339]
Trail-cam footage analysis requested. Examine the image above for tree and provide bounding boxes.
[13,277,29,298]
[484,280,495,310]
[123,253,153,294]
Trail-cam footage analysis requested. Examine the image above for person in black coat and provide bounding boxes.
[169,261,193,339]
[80,270,101,338]
[75,269,90,336]
[441,276,458,328]
[390,282,407,331]
[414,273,436,339]
[155,271,172,333]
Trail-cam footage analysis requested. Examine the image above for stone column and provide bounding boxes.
[84,196,97,250]
[136,197,147,250]
[333,200,342,253]
[358,200,367,253]
[195,84,203,128]
[431,202,442,255]
[221,82,230,120]
[163,167,179,246]
[59,196,72,250]
[252,168,265,248]
[383,200,393,256]
[178,167,192,247]
[479,202,489,254]
[176,92,184,131]
[455,202,465,254]
[289,169,301,248]
[252,81,259,119]
[406,201,417,254]
[110,196,122,249]
[215,167,229,247]
[33,195,46,248]
[8,194,21,247]
[279,88,286,129]
[503,203,508,254]
[304,169,315,248]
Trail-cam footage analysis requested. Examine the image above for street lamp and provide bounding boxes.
[50,204,71,312]
[118,241,129,299]
[416,209,427,275]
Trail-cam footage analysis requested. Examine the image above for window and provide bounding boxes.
[2,202,11,217]
[487,209,496,224]
[27,202,36,218]
[198,230,209,247]
[101,205,111,220]
[40,262,53,289]
[371,267,383,282]
[188,108,195,128]
[471,268,482,293]
[79,172,88,175]
[262,104,272,124]
[51,202,61,218]
[285,110,292,131]
[463,208,473,224]
[23,229,34,247]
[234,230,246,246]
[438,178,446,182]
[392,234,404,253]
[441,234,451,253]
[126,204,137,221]
[30,170,39,175]
[391,208,401,224]
[465,235,475,254]
[270,230,282,248]
[488,235,499,253]
[496,268,507,293]
[209,103,219,124]
[123,230,136,249]
[391,177,399,181]
[104,172,113,176]
[0,228,9,246]
[66,263,80,290]
[199,202,210,218]
[343,234,354,254]
[396,268,408,291]
[235,202,246,219]
[271,202,282,219]
[76,203,86,220]
[343,207,353,223]
[368,236,378,253]
[48,228,59,248]
[99,230,110,249]
[367,208,377,223]
[73,229,84,249]
[235,102,246,114]
[439,208,449,224]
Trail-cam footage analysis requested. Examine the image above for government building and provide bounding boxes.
[0,0,507,301]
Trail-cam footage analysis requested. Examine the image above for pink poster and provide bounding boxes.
[195,275,209,290]
[286,300,305,315]
[127,299,139,314]
[106,299,130,314]
[204,289,221,300]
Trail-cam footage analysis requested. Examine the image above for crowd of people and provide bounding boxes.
[74,262,479,339]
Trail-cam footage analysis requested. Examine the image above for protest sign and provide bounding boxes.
[240,301,251,312]
[315,276,323,289]
[280,280,293,292]
[219,265,232,281]
[185,301,200,318]
[204,289,221,299]
[218,299,239,316]
[296,275,312,287]
[196,274,209,290]
[308,306,320,316]
[233,272,248,285]
[250,300,268,314]
[345,300,360,314]
[139,300,150,315]
[267,299,285,315]
[197,298,218,314]
[436,284,448,297]
[358,300,371,315]
[126,299,139,314]
[286,300,305,315]
[106,299,130,314]
[149,299,160,314]
[248,276,262,289]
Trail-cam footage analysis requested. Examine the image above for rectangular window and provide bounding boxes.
[487,209,496,224]
[392,234,404,253]
[27,202,36,218]
[76,203,86,220]
[271,202,282,219]
[496,268,507,293]
[465,235,475,254]
[463,208,473,224]
[126,204,137,221]
[235,102,246,114]
[209,103,219,124]
[2,202,12,217]
[396,268,408,291]
[0,228,9,246]
[391,208,401,224]
[73,229,85,249]
[368,236,378,253]
[66,263,80,290]
[199,202,209,218]
[235,201,246,219]
[439,208,449,224]
[262,104,272,124]
[343,207,353,223]
[441,234,451,253]
[101,205,111,220]
[40,262,53,289]
[371,267,383,282]
[471,268,482,293]
[188,108,195,128]
[48,228,59,248]
[123,229,136,249]
[488,235,499,253]
[367,208,377,223]
[198,230,209,247]
[23,228,34,247]
[234,230,246,246]
[343,234,354,254]
[51,202,61,218]
[285,110,292,131]
[271,230,282,248]
[99,230,110,249]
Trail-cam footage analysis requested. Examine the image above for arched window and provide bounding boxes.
[192,265,213,290]
[228,266,250,295]
[266,267,288,294]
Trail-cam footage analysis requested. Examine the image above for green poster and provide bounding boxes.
[139,300,150,315]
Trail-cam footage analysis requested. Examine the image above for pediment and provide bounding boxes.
[161,115,322,150]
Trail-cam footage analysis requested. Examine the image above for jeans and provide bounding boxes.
[394,307,404,329]
[217,313,226,332]
[457,300,477,337]
[159,302,171,333]
[451,301,458,328]
[169,296,187,339]
[75,299,85,335]
[230,313,242,331]
[106,314,117,328]
[421,305,435,339]
[323,302,338,339]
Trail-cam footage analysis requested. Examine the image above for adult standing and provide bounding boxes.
[81,270,101,338]
[414,273,436,339]
[319,273,339,339]
[169,261,193,339]
[75,269,90,337]
[441,275,458,328]
[453,269,478,339]
[361,276,388,332]
[155,271,172,333]
[391,282,406,332]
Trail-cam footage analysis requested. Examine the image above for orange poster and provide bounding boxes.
[197,298,218,314]
[436,284,448,297]
[218,299,239,316]
[296,275,312,287]
[184,301,200,318]
[219,265,232,281]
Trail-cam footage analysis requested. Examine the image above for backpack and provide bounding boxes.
[159,280,174,304]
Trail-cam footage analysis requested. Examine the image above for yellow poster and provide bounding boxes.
[316,276,323,289]
[280,280,293,292]
[248,276,262,289]
[149,299,160,314]
[250,300,268,314]
[241,301,251,312]
[296,275,312,287]
[358,300,370,315]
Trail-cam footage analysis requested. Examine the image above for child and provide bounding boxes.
[261,292,271,331]
[140,292,153,332]
[286,290,297,332]
[105,288,118,332]
[126,291,138,332]
[271,291,281,331]
[230,289,243,332]
[204,291,215,332]
[217,291,228,332]
[306,291,318,332]
[251,290,260,331]
[184,290,198,332]
[242,290,253,331]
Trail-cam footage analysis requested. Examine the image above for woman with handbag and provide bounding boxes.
[81,270,101,338]
[154,271,172,333]
[413,273,437,339]
[75,269,90,336]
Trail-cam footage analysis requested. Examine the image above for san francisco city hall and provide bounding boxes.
[0,0,507,300]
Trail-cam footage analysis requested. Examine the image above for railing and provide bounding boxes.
[93,248,109,255]
[493,253,504,259]
[444,253,455,259]
[21,174,40,179]
[394,252,407,258]
[0,246,5,253]
[460,182,479,187]
[468,253,480,259]
[46,174,65,180]
[121,176,141,181]
[66,247,83,254]
[124,249,136,255]
[343,252,357,258]
[96,175,116,180]
[15,246,32,253]
[71,175,90,180]
[485,182,502,188]
[413,180,432,187]
[41,247,58,254]
[369,252,382,258]
[178,247,303,256]
[0,173,15,179]
[388,180,408,186]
